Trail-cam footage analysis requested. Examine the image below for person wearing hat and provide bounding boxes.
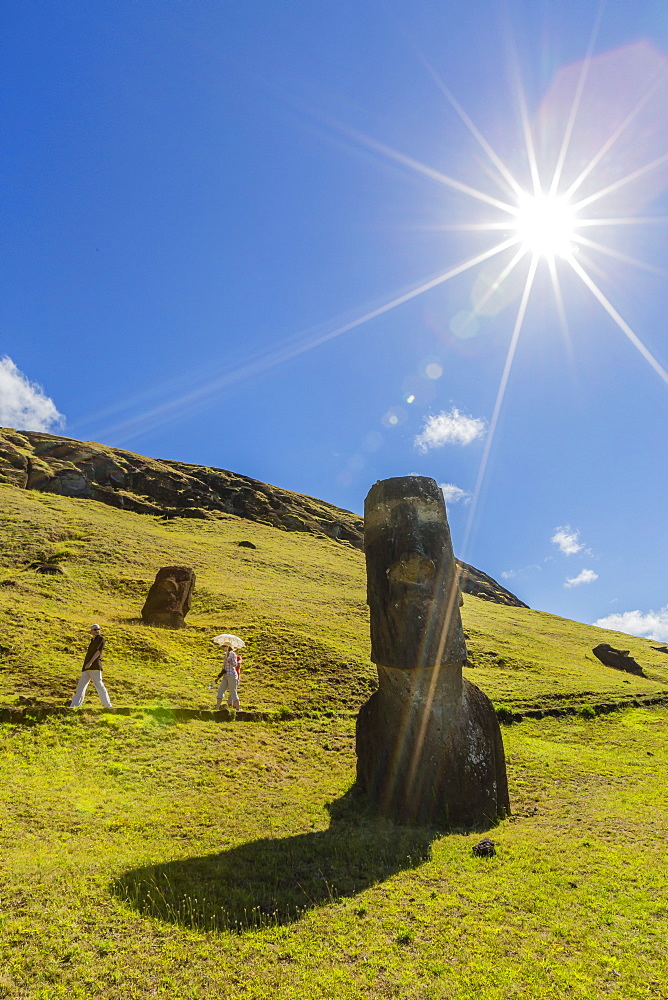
[69,624,113,709]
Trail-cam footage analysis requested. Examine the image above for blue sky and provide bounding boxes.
[2,0,668,638]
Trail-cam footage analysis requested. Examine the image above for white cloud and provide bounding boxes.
[501,564,540,580]
[594,606,668,643]
[0,357,64,432]
[551,525,584,556]
[440,483,471,505]
[564,568,598,588]
[414,407,486,452]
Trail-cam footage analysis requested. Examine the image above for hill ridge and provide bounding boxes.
[0,426,527,608]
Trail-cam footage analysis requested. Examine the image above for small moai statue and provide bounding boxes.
[356,476,510,827]
[141,566,196,629]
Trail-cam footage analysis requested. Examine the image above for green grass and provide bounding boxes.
[464,600,668,710]
[2,481,668,997]
[1,709,667,998]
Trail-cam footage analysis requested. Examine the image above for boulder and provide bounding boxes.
[141,566,196,629]
[356,476,510,828]
[592,643,645,677]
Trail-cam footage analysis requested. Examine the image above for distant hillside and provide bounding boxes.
[0,427,527,608]
[1,478,667,715]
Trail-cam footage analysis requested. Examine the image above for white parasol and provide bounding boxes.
[212,633,246,649]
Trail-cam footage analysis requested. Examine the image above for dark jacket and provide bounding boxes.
[82,634,105,671]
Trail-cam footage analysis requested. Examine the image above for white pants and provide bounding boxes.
[70,669,112,708]
[217,673,239,708]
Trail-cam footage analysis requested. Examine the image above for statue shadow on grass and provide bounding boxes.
[112,786,438,933]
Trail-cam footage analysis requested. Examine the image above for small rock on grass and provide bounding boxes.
[472,838,496,858]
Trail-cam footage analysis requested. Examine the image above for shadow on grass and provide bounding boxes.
[112,786,437,932]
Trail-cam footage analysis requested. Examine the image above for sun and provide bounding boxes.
[108,38,668,484]
[513,192,577,258]
[309,57,668,547]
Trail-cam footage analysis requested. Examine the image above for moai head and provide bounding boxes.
[364,476,466,670]
[141,566,196,628]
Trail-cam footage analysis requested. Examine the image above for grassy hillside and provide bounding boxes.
[0,427,528,609]
[0,482,667,714]
[2,481,668,998]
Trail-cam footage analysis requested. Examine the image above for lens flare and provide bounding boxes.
[87,34,668,528]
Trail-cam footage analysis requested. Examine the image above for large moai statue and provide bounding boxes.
[356,476,510,827]
[141,566,196,629]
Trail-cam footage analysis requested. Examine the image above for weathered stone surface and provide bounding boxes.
[141,566,196,629]
[356,476,510,828]
[365,477,467,671]
[472,837,496,857]
[0,427,527,608]
[592,643,645,677]
[356,667,509,827]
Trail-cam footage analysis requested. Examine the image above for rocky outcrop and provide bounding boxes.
[356,476,510,828]
[592,643,645,677]
[141,566,196,629]
[0,428,363,546]
[457,560,528,608]
[0,428,527,608]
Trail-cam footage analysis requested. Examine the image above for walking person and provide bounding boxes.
[215,644,241,711]
[69,624,113,709]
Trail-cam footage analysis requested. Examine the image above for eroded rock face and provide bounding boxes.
[0,428,365,548]
[592,643,645,677]
[356,476,510,828]
[141,566,196,629]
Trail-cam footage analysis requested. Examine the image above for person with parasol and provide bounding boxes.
[212,633,244,711]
